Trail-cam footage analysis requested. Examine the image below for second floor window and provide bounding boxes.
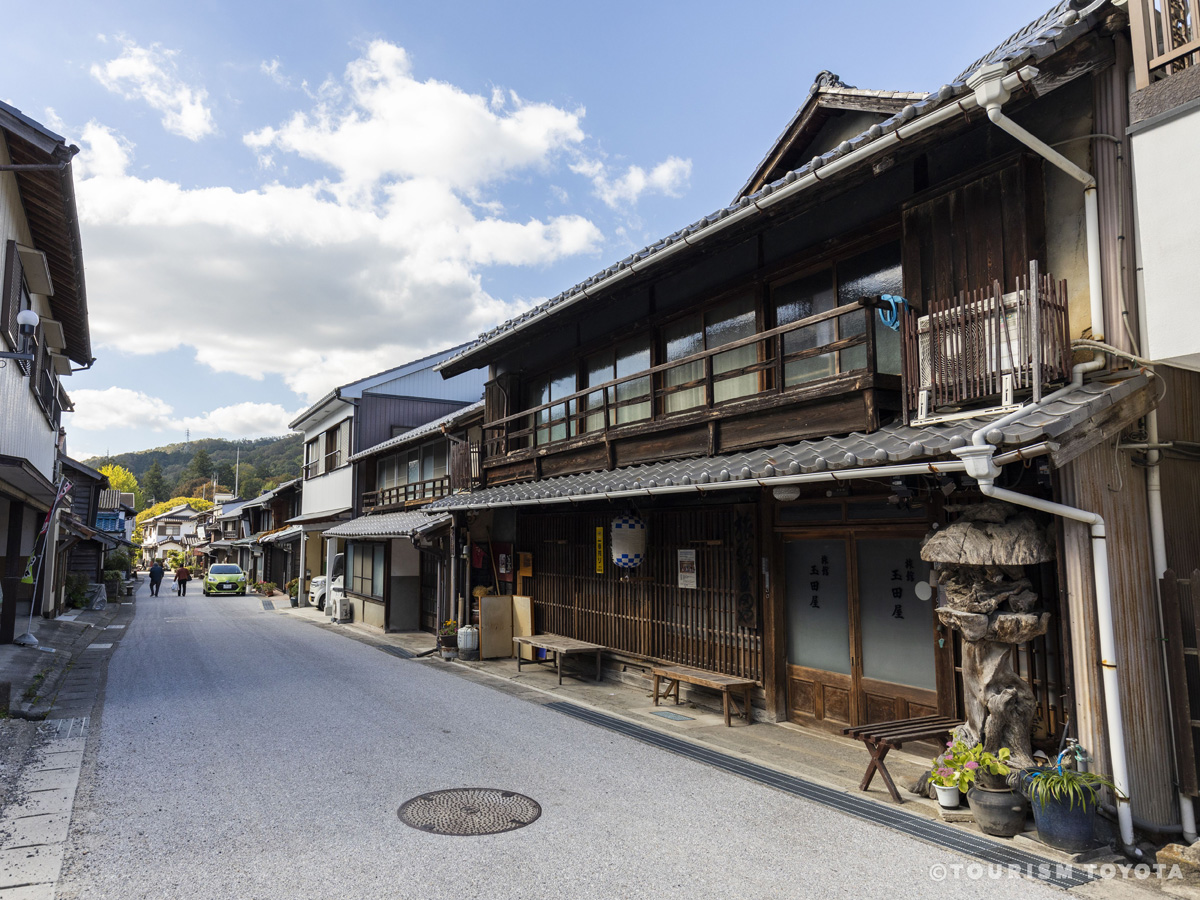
[377,442,447,490]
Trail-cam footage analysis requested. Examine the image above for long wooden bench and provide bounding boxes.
[651,665,757,727]
[842,716,962,803]
[513,634,605,685]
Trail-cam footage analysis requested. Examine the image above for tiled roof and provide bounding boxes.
[324,509,451,539]
[437,0,1107,376]
[426,374,1145,511]
[349,399,485,463]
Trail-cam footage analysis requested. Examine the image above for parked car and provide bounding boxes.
[203,563,248,596]
[307,553,343,611]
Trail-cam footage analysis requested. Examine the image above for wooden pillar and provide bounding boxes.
[1,501,26,645]
[761,492,787,722]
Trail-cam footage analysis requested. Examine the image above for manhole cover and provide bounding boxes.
[398,788,541,836]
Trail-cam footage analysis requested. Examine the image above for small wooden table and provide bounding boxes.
[842,716,962,803]
[651,664,757,727]
[513,634,605,685]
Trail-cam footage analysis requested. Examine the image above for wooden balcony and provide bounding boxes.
[482,299,900,482]
[362,476,450,511]
[899,266,1070,423]
[1131,0,1200,89]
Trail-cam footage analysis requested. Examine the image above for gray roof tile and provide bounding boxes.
[324,509,451,539]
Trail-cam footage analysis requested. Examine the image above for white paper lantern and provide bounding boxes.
[611,515,646,568]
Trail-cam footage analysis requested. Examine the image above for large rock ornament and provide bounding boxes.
[922,502,1054,769]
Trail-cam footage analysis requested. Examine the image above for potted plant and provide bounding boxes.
[1023,766,1123,853]
[438,620,459,659]
[964,746,1029,837]
[930,763,969,809]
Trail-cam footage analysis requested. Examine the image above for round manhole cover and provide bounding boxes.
[398,788,541,836]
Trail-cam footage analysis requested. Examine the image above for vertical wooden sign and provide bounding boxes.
[595,527,604,574]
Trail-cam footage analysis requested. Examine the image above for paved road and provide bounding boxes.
[56,594,1060,900]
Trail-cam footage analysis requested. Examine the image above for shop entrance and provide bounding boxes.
[783,532,940,729]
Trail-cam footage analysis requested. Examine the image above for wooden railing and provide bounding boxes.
[900,265,1070,421]
[482,300,881,460]
[450,440,481,491]
[362,476,450,511]
[1131,0,1200,89]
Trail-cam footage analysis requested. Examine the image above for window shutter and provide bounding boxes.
[2,239,25,351]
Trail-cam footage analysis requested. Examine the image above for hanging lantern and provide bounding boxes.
[611,514,646,568]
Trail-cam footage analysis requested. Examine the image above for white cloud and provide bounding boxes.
[67,389,300,438]
[91,38,216,141]
[73,41,615,404]
[572,155,692,208]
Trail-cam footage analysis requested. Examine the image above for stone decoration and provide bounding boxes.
[922,501,1053,768]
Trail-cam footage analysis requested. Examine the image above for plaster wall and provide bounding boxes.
[1131,107,1200,371]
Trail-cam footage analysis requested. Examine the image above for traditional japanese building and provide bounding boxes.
[428,0,1200,843]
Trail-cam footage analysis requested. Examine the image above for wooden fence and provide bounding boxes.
[517,505,762,681]
[1131,0,1200,89]
[1161,569,1200,796]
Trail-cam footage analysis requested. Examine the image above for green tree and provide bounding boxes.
[215,461,236,489]
[187,448,214,482]
[141,461,169,509]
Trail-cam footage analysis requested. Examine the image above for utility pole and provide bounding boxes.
[234,448,240,497]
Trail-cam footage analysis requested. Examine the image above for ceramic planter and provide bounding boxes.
[967,784,1029,837]
[1031,793,1099,852]
[934,784,963,809]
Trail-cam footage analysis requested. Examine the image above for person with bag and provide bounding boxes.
[174,563,192,596]
[148,560,164,597]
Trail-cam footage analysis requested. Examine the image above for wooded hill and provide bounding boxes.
[82,435,302,495]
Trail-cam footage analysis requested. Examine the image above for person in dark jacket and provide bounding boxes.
[174,564,192,596]
[148,560,164,597]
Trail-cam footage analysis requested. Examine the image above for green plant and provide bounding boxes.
[1025,767,1123,811]
[254,581,278,596]
[22,668,49,703]
[438,619,459,637]
[932,738,1012,791]
[64,573,90,608]
[103,549,132,573]
[285,578,299,598]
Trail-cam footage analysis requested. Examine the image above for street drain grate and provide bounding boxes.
[651,710,694,721]
[261,599,275,610]
[398,788,541,836]
[546,702,1095,889]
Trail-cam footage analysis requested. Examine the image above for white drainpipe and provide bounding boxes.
[968,60,1196,846]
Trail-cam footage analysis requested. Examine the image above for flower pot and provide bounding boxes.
[934,784,962,809]
[968,784,1029,837]
[1031,793,1099,853]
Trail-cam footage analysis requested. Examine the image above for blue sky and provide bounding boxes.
[2,0,1058,460]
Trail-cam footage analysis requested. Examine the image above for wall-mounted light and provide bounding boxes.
[0,308,39,367]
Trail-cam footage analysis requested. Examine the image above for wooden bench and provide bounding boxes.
[513,634,605,685]
[842,716,962,803]
[651,665,757,727]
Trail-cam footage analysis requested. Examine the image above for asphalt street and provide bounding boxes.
[54,594,1062,900]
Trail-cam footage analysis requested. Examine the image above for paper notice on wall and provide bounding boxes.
[677,549,697,589]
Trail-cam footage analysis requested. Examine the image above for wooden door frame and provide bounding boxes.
[777,523,949,727]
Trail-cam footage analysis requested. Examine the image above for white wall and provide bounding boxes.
[0,142,57,481]
[298,405,354,516]
[1132,108,1200,371]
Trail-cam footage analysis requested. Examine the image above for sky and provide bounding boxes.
[2,0,1059,460]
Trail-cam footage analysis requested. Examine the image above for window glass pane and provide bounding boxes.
[663,314,704,413]
[407,451,419,485]
[775,270,836,386]
[548,367,576,443]
[784,540,851,674]
[857,538,934,689]
[432,442,447,479]
[614,336,651,424]
[584,350,615,432]
[837,241,902,374]
[707,292,759,403]
[373,544,384,597]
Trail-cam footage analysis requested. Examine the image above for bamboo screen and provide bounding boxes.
[516,505,762,681]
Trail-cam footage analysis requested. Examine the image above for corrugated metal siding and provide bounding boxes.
[370,366,485,403]
[1156,366,1200,577]
[356,395,469,453]
[1060,437,1176,824]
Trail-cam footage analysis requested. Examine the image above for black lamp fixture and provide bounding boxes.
[0,308,39,366]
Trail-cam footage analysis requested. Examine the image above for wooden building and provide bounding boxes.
[428,1,1200,839]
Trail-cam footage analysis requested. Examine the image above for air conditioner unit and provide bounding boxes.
[331,594,352,624]
[917,291,1032,393]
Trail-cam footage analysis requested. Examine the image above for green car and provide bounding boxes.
[203,564,248,596]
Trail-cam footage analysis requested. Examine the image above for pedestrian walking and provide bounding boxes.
[148,560,164,597]
[174,563,192,596]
